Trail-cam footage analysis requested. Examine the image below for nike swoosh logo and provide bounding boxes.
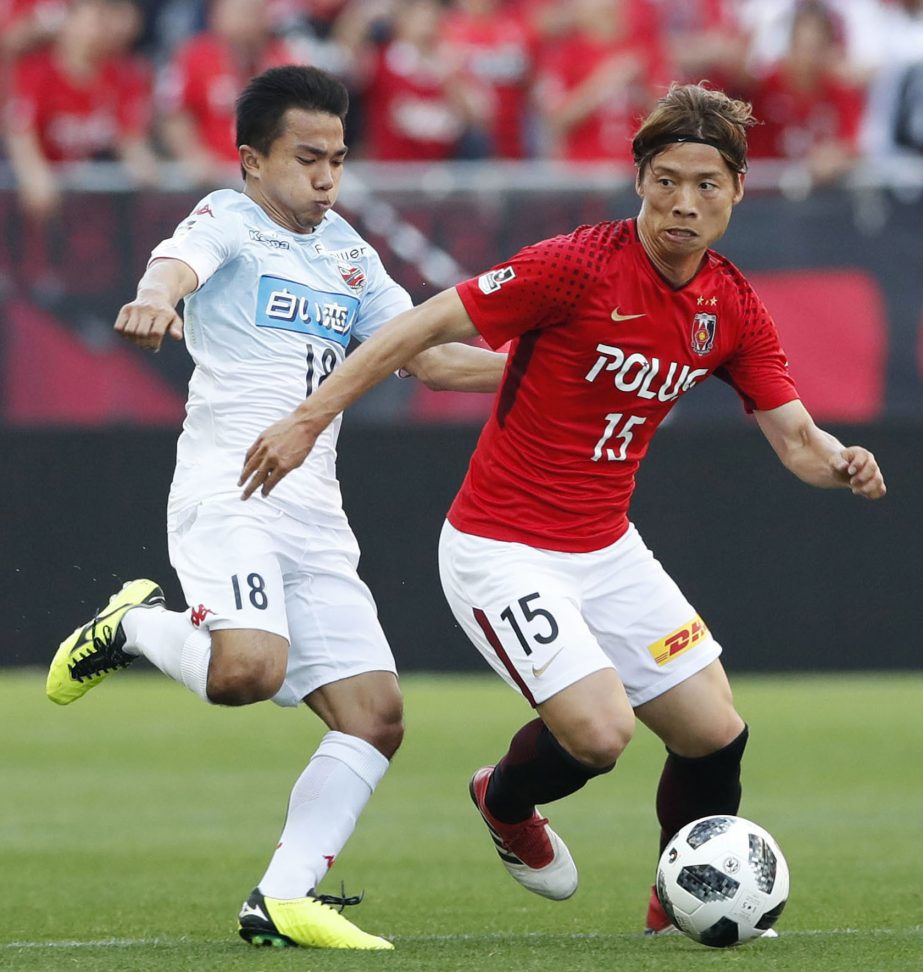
[611,307,645,322]
[532,647,564,678]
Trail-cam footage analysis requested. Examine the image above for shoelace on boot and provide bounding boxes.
[68,620,131,681]
[314,882,365,913]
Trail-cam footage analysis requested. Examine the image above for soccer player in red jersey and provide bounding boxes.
[239,83,886,929]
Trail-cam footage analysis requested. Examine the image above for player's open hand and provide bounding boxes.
[239,415,320,499]
[832,446,886,499]
[115,298,184,351]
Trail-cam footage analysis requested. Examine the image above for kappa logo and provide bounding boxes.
[477,266,516,294]
[611,307,645,322]
[190,604,215,627]
[249,229,290,250]
[193,203,214,217]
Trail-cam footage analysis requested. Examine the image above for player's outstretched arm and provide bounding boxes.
[754,400,886,499]
[115,257,197,352]
[239,288,478,499]
[402,342,506,393]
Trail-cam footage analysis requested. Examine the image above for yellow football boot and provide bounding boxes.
[238,888,393,950]
[46,579,164,705]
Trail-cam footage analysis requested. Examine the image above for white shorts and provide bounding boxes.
[168,498,396,707]
[438,520,721,708]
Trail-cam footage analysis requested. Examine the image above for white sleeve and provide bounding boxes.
[148,195,242,291]
[352,251,413,342]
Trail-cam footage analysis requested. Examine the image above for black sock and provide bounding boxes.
[486,718,615,823]
[655,724,749,855]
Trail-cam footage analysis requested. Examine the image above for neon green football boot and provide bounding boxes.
[238,888,393,950]
[46,579,165,705]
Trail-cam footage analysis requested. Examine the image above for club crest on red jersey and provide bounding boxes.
[691,313,717,354]
[338,262,366,293]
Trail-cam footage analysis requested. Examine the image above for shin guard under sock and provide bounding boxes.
[655,724,749,854]
[487,718,615,823]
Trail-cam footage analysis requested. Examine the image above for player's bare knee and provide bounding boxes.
[206,655,285,706]
[353,703,404,759]
[567,717,634,769]
[370,713,404,759]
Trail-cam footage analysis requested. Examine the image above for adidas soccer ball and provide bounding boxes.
[655,815,789,948]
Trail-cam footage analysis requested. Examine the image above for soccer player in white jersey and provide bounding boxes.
[46,65,505,951]
[235,83,887,934]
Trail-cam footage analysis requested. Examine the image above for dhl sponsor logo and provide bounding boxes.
[648,616,709,666]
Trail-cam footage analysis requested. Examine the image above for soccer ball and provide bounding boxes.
[655,815,789,947]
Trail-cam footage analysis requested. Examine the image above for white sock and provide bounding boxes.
[258,731,390,899]
[121,606,212,702]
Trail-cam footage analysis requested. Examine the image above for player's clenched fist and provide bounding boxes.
[114,258,196,351]
[115,297,184,352]
[835,446,886,500]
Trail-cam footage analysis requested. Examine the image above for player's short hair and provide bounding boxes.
[236,65,349,157]
[632,83,756,181]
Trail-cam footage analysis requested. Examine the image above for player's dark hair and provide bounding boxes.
[632,83,756,181]
[236,65,349,158]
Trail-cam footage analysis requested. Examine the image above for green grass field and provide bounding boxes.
[2,670,921,971]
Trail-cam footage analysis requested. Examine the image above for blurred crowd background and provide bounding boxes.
[1,0,922,431]
[2,0,923,208]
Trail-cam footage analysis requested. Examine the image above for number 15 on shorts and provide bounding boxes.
[500,593,559,656]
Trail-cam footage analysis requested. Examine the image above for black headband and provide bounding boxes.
[645,134,722,153]
[637,133,745,172]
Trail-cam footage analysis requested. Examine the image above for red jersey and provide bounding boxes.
[159,34,295,162]
[364,41,466,161]
[449,220,799,553]
[7,48,151,161]
[747,67,864,159]
[440,8,535,158]
[537,32,669,161]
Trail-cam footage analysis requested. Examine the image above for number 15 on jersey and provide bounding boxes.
[592,412,646,462]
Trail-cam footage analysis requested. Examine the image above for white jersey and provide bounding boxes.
[151,189,412,530]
